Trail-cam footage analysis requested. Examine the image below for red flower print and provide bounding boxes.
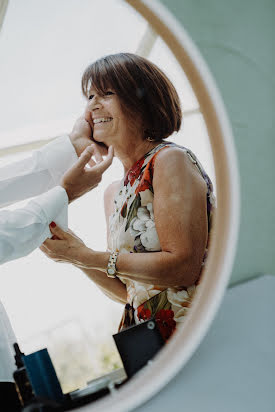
[137,305,152,321]
[135,166,151,193]
[135,162,153,195]
[150,152,158,168]
[155,309,176,342]
[155,309,174,322]
[124,158,145,186]
[134,150,165,195]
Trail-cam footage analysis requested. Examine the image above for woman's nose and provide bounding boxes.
[88,95,102,111]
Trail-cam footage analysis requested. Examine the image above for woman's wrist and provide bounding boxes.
[78,248,109,271]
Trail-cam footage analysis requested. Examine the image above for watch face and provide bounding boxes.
[108,268,115,275]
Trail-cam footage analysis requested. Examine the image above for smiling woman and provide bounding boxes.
[40,52,215,344]
[0,0,239,411]
[82,53,182,148]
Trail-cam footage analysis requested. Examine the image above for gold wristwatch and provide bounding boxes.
[106,251,119,278]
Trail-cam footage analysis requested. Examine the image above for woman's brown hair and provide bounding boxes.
[81,53,182,141]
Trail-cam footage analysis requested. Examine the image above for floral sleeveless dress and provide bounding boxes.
[108,142,215,341]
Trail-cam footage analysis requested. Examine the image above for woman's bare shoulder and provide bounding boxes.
[154,145,190,165]
[154,146,207,191]
[154,146,192,173]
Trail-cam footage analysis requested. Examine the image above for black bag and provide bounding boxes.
[113,318,164,378]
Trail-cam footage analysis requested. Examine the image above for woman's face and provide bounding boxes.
[84,87,141,147]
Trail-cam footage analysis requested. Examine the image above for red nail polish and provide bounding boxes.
[50,222,56,228]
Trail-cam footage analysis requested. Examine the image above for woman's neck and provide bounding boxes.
[114,139,162,174]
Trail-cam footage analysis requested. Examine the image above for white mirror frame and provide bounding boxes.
[76,0,240,411]
[0,0,239,410]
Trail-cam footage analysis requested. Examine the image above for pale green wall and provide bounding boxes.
[160,0,275,284]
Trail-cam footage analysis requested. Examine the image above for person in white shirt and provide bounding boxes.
[0,139,113,265]
[0,117,113,265]
[0,117,113,405]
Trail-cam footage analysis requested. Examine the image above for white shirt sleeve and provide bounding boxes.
[0,136,76,381]
[0,135,78,208]
[0,186,68,265]
[0,300,17,382]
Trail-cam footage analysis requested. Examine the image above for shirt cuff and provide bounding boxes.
[42,135,78,184]
[31,186,69,232]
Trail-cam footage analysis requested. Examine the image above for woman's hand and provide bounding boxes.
[69,116,108,158]
[40,223,93,268]
[41,223,128,305]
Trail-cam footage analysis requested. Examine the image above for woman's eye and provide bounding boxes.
[88,95,94,100]
[105,91,114,96]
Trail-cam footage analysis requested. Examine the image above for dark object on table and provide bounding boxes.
[0,381,21,412]
[13,343,36,408]
[113,318,165,378]
[22,348,64,405]
[9,341,127,411]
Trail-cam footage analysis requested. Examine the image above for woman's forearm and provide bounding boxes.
[80,248,201,288]
[79,264,127,304]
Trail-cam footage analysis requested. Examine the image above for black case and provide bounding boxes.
[113,319,164,378]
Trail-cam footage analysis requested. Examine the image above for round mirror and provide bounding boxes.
[0,0,239,411]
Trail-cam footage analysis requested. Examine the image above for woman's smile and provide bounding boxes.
[93,117,113,125]
[92,116,115,142]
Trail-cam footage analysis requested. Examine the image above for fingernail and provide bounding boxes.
[50,221,56,228]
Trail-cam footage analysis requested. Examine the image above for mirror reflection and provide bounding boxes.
[0,0,216,401]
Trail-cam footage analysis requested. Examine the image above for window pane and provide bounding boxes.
[0,0,147,147]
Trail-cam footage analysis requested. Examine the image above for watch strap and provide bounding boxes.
[106,251,119,278]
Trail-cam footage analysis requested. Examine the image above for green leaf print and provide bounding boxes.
[142,290,171,317]
[150,291,170,314]
[125,194,141,232]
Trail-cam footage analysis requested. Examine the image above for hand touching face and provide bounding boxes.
[69,115,108,157]
[61,144,113,202]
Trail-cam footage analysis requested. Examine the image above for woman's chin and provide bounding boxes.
[91,134,104,143]
[92,135,109,149]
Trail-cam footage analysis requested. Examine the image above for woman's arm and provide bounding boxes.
[44,148,208,288]
[78,180,127,304]
[79,148,208,287]
[116,147,208,286]
[77,266,127,304]
[41,180,127,304]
